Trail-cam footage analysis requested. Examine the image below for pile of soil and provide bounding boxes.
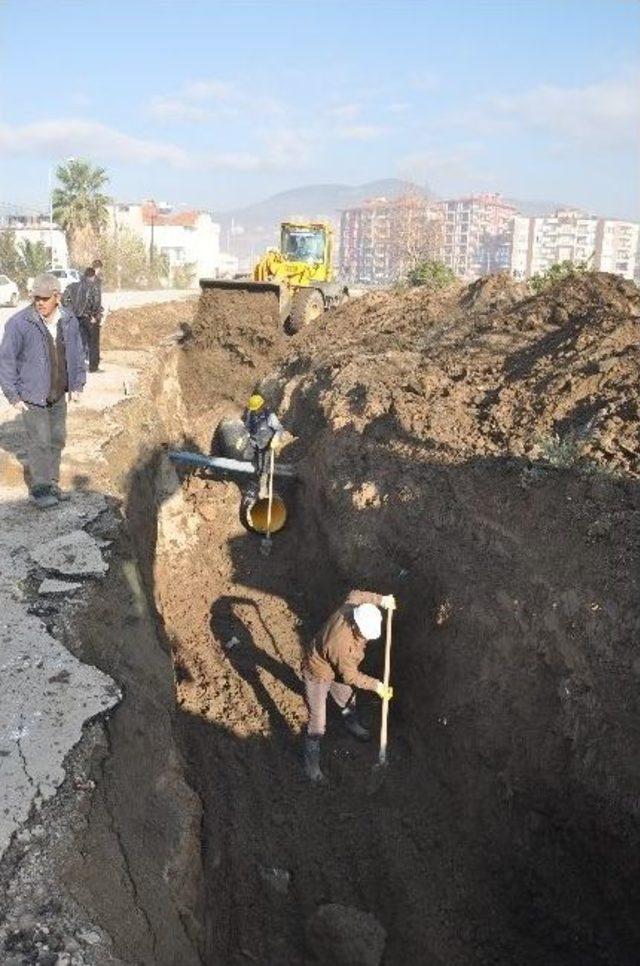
[102,297,196,350]
[109,273,638,965]
[181,287,287,409]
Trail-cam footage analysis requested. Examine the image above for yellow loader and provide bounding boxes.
[200,221,349,333]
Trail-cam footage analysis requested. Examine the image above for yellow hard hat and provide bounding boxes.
[248,394,265,412]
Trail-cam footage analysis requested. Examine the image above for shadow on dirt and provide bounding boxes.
[120,407,640,966]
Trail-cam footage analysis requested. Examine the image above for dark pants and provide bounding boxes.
[22,397,67,494]
[78,317,91,363]
[251,442,269,477]
[304,672,354,738]
[87,319,101,371]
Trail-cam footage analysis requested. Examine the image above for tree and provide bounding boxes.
[19,239,49,280]
[391,196,444,279]
[0,232,50,293]
[95,226,149,289]
[52,159,111,261]
[530,260,589,293]
[0,230,22,282]
[406,259,456,290]
[172,262,197,289]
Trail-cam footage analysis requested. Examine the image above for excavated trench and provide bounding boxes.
[103,279,638,966]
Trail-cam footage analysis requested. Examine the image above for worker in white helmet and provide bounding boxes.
[301,590,396,782]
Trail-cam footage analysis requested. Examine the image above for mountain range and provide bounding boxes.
[214,179,568,264]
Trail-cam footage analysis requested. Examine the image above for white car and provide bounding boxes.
[0,274,19,306]
[49,268,81,289]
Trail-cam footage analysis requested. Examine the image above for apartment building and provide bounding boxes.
[510,209,639,280]
[107,201,226,283]
[435,194,516,279]
[0,214,69,269]
[339,195,442,284]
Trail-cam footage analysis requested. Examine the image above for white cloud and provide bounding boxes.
[463,72,640,146]
[148,78,283,124]
[386,102,410,116]
[181,79,236,101]
[334,124,389,141]
[326,102,361,120]
[0,118,267,171]
[148,97,217,123]
[399,143,490,186]
[407,70,440,93]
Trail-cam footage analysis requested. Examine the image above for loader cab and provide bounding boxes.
[281,223,330,267]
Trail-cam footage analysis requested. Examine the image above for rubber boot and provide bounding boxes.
[303,736,324,782]
[341,707,371,742]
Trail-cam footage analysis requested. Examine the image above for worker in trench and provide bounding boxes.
[242,393,284,480]
[302,592,396,782]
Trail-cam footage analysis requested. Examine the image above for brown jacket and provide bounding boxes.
[303,590,383,692]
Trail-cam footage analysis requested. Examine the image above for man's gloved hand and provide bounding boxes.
[270,435,281,451]
[375,681,394,701]
[380,594,396,610]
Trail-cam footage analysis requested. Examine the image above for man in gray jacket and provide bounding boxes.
[0,273,86,508]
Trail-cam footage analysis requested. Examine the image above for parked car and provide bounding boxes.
[0,274,20,307]
[48,268,81,289]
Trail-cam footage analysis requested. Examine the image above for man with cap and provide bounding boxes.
[242,393,284,477]
[301,591,396,782]
[0,273,86,508]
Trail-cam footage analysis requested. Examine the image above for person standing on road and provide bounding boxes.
[301,591,396,782]
[242,394,283,477]
[87,258,104,373]
[63,267,101,369]
[0,273,86,508]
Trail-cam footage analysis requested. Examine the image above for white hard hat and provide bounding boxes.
[353,603,382,641]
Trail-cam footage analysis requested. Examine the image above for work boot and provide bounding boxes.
[31,488,58,510]
[303,736,324,782]
[341,707,371,742]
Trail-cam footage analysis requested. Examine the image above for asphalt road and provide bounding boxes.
[0,288,194,339]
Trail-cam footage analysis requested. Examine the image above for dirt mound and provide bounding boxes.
[102,298,196,350]
[282,272,639,477]
[179,287,289,422]
[108,275,639,965]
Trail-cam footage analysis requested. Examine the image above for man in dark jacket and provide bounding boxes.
[0,273,86,508]
[63,267,101,369]
[301,590,396,781]
[88,258,104,372]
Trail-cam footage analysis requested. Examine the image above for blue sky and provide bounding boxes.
[1,0,638,217]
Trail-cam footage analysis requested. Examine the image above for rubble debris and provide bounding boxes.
[30,530,108,578]
[38,579,83,596]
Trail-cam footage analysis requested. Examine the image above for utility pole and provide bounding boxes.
[149,205,155,267]
[48,165,53,268]
[114,205,122,290]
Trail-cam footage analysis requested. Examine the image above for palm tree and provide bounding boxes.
[52,159,111,260]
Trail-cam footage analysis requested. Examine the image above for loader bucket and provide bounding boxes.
[199,278,282,297]
[198,276,288,325]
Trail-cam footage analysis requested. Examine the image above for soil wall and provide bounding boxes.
[104,274,638,965]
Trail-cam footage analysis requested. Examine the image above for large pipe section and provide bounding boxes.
[168,450,295,535]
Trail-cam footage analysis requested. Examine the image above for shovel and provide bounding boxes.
[260,447,275,556]
[368,603,394,793]
[378,604,394,766]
